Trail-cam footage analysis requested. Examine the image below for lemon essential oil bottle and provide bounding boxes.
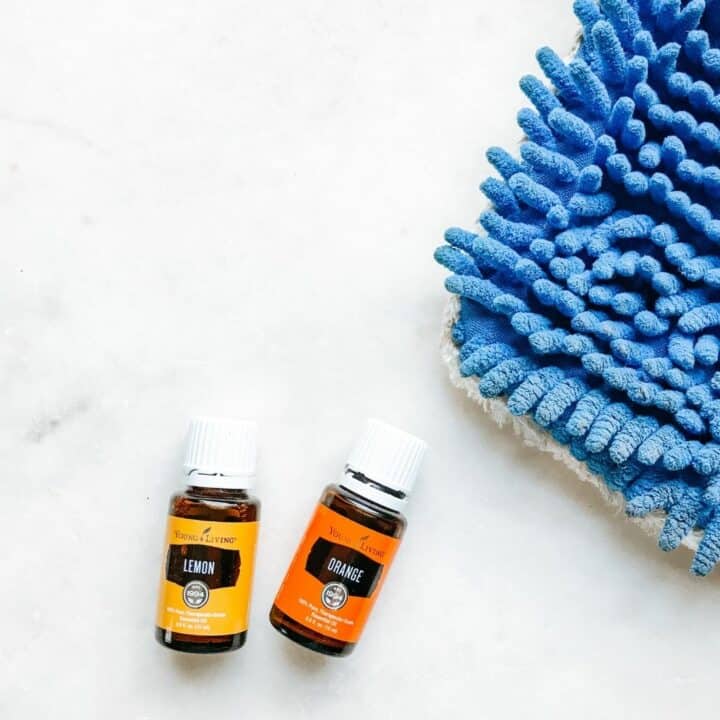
[155,417,260,654]
[269,418,427,657]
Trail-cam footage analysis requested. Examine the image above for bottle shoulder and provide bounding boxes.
[319,483,406,538]
[168,488,260,522]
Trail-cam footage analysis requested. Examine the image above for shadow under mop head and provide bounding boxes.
[436,0,720,574]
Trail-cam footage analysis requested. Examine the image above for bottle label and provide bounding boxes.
[273,503,401,643]
[156,517,259,636]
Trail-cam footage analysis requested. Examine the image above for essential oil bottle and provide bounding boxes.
[270,418,427,657]
[155,417,260,654]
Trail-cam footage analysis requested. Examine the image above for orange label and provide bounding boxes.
[273,504,401,643]
[156,516,259,636]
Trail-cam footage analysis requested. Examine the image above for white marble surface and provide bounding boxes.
[2,1,719,717]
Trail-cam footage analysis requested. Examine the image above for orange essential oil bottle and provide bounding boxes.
[155,417,260,653]
[270,418,427,657]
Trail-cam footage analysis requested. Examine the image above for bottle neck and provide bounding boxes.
[184,486,251,503]
[339,467,407,512]
[185,470,254,491]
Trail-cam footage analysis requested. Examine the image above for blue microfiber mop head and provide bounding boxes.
[436,0,720,574]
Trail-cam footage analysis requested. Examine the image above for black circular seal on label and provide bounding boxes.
[321,581,349,610]
[183,580,210,609]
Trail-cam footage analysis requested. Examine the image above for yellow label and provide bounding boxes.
[156,516,259,636]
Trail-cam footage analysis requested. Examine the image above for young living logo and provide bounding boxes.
[174,526,237,545]
[328,524,386,560]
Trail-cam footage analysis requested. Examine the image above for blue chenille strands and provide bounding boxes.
[435,0,720,574]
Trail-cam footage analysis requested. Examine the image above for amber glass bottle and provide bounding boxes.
[155,417,260,654]
[270,419,427,657]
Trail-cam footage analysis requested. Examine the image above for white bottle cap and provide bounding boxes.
[183,416,257,489]
[343,418,427,509]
